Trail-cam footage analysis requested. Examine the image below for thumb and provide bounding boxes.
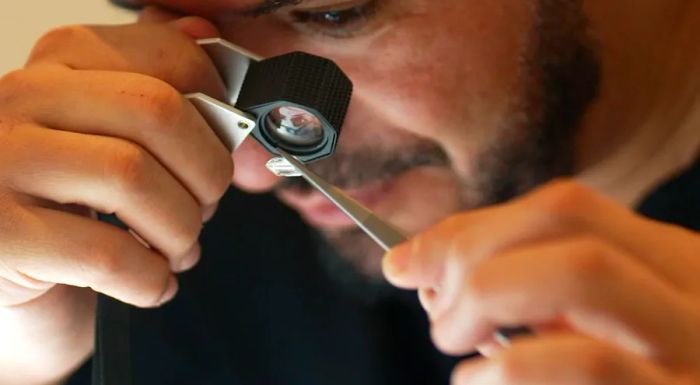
[382,235,445,290]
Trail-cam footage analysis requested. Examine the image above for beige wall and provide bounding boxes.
[1,1,135,73]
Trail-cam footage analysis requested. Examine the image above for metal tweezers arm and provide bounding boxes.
[275,149,407,251]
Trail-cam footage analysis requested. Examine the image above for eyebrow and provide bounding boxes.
[109,0,305,16]
[242,0,305,17]
[109,0,145,10]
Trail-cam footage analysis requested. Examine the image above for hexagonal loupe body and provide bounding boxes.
[235,51,353,163]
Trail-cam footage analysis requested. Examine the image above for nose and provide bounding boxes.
[231,138,280,193]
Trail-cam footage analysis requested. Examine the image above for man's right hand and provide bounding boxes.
[0,13,234,385]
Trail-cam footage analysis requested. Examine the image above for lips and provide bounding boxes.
[277,179,393,229]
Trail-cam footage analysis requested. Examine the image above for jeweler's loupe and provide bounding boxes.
[187,38,353,163]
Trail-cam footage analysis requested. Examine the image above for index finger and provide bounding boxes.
[382,201,549,289]
[26,21,226,99]
[382,180,700,293]
[382,212,477,289]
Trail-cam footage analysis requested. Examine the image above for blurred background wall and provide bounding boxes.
[1,1,135,73]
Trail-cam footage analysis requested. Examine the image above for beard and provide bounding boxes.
[277,0,601,281]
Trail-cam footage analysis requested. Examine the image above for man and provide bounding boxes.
[0,0,699,384]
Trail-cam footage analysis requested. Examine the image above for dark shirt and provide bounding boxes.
[68,157,700,385]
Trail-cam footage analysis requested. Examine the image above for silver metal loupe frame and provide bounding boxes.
[185,38,262,152]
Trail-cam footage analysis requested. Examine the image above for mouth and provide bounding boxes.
[277,177,395,230]
[273,138,452,230]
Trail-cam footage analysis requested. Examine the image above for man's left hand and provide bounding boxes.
[383,180,700,384]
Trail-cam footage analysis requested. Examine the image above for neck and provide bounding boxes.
[577,0,700,207]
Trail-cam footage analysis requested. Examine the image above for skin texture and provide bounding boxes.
[0,1,698,384]
[384,181,700,385]
[227,0,600,276]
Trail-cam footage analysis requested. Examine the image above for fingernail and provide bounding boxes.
[382,242,411,277]
[157,275,178,306]
[176,242,201,272]
[381,252,403,278]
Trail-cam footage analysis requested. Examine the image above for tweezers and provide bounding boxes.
[276,148,532,348]
[276,148,408,251]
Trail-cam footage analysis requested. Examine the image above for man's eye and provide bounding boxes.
[290,0,380,37]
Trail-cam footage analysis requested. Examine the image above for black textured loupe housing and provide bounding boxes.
[236,52,353,162]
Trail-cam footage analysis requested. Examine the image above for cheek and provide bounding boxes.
[381,167,465,235]
[217,0,532,171]
[344,2,532,164]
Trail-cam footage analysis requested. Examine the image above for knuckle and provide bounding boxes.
[29,25,91,63]
[148,28,221,94]
[137,80,185,129]
[104,141,153,194]
[465,267,490,300]
[166,41,212,93]
[0,69,27,91]
[576,344,620,382]
[84,239,129,282]
[567,238,613,276]
[528,179,595,219]
[0,69,36,105]
[561,237,616,296]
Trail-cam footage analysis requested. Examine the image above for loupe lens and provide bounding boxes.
[265,106,325,147]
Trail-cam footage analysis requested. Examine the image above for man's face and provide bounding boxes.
[131,0,600,276]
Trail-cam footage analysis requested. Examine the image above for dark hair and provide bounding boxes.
[108,0,144,11]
